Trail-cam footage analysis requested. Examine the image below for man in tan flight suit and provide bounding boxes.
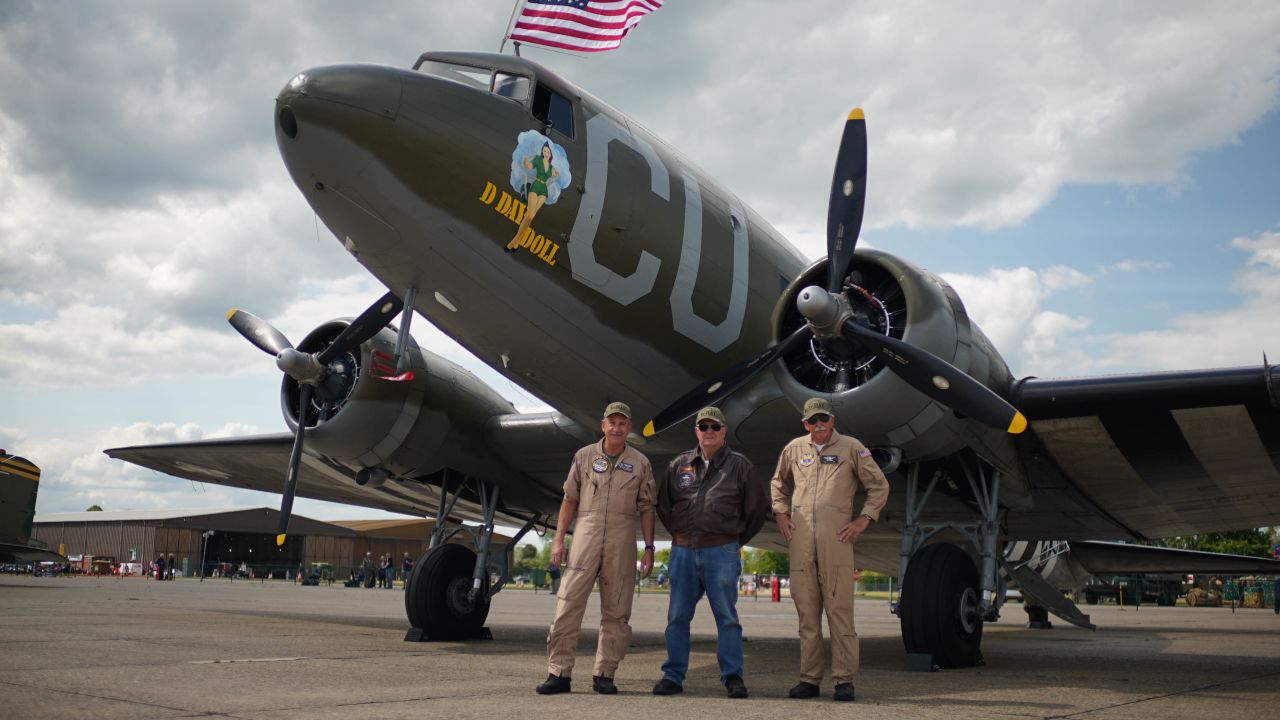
[771,398,889,702]
[537,402,657,695]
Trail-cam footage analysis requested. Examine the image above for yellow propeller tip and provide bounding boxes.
[276,533,287,546]
[848,108,865,121]
[226,308,238,320]
[1007,412,1028,435]
[642,421,656,437]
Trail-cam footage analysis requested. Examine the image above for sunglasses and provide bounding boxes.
[805,413,832,424]
[696,422,724,432]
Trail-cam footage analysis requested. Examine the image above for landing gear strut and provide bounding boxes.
[404,470,540,641]
[895,454,1002,669]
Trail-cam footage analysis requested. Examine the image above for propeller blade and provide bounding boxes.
[643,325,813,437]
[276,383,314,546]
[841,319,1027,434]
[227,309,293,356]
[315,291,404,366]
[826,109,868,294]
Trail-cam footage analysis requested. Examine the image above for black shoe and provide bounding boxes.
[652,678,683,696]
[833,682,855,702]
[789,681,820,699]
[536,674,571,695]
[725,675,748,699]
[592,675,617,695]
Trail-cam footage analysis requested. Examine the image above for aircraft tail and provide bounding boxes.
[0,450,41,546]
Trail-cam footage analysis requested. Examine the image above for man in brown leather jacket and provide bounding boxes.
[652,407,768,699]
[772,397,889,702]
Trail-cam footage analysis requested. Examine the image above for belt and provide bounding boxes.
[671,532,737,548]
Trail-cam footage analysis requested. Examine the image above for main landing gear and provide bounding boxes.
[404,470,540,641]
[895,453,1003,669]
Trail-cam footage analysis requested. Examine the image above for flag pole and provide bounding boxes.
[499,0,526,54]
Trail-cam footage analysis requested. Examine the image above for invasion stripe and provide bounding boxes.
[1100,409,1246,530]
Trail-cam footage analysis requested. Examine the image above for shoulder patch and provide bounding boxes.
[858,448,871,458]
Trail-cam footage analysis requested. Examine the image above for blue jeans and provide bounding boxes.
[661,542,743,685]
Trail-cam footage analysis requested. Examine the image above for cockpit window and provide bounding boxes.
[416,60,492,90]
[532,83,574,139]
[494,73,531,102]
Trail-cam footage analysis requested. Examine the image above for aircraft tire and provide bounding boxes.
[404,544,490,640]
[900,543,984,668]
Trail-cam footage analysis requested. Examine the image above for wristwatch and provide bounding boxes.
[644,544,656,551]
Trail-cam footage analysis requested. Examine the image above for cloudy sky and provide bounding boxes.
[3,1,1279,521]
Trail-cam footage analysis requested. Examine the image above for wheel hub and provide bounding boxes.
[445,574,476,616]
[958,586,981,634]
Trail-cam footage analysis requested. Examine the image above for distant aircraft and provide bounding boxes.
[0,451,66,564]
[107,51,1280,667]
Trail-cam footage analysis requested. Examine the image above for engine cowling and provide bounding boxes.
[771,248,1019,473]
[280,319,515,480]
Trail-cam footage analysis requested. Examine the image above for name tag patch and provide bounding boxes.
[591,458,608,473]
[618,462,634,472]
[821,455,839,465]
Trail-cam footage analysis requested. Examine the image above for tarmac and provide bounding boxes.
[1,574,1277,719]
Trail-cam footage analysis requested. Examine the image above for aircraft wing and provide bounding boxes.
[105,429,563,526]
[1070,540,1280,575]
[1012,365,1280,541]
[0,542,67,564]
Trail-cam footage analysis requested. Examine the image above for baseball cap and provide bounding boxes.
[602,401,632,419]
[801,397,834,421]
[694,407,726,424]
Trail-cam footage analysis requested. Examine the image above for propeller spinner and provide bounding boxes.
[644,110,1027,438]
[226,291,403,545]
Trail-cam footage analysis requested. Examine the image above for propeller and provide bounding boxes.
[226,291,404,545]
[644,109,1027,438]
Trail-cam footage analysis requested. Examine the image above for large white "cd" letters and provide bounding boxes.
[570,112,749,351]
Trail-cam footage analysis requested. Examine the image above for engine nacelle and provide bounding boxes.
[771,249,1020,474]
[280,319,515,480]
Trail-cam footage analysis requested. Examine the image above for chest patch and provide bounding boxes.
[618,461,634,472]
[676,465,696,490]
[799,454,814,467]
[591,458,608,473]
[821,455,839,465]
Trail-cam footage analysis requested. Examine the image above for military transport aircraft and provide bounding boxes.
[107,51,1280,668]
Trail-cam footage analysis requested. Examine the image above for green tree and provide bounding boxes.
[85,504,103,512]
[1162,529,1272,558]
[518,543,537,561]
[743,548,789,575]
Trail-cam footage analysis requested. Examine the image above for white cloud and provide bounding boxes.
[943,266,1094,376]
[1091,232,1280,370]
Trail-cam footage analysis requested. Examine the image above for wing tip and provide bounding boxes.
[642,421,656,438]
[848,108,865,121]
[276,533,287,547]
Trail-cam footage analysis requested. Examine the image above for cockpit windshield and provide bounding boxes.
[414,60,532,105]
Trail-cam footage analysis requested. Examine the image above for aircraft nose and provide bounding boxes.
[275,64,402,139]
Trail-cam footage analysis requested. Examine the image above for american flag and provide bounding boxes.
[509,0,664,53]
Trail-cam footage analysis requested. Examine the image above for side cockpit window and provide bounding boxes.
[532,83,574,139]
